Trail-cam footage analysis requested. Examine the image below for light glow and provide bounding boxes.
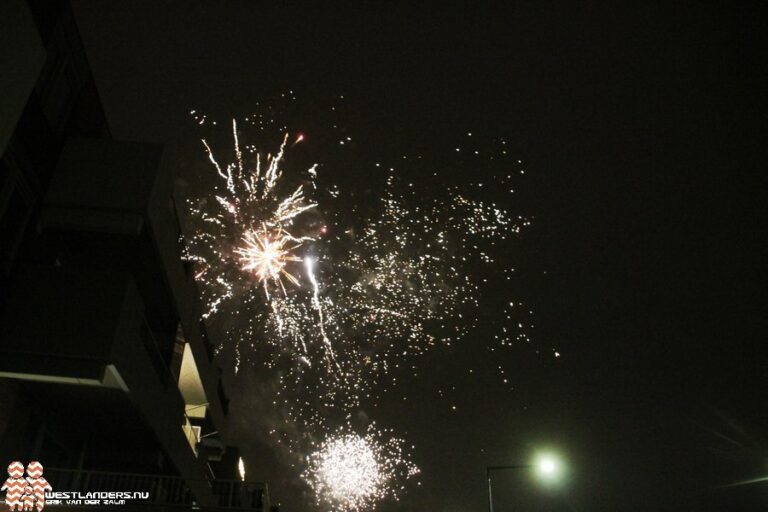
[238,457,246,481]
[534,453,564,482]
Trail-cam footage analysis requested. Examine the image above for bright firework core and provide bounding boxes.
[304,428,419,512]
[316,435,380,502]
[235,226,302,297]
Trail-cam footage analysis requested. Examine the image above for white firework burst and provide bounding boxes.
[303,425,419,511]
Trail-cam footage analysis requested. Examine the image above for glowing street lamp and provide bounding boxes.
[534,453,562,481]
[486,452,566,512]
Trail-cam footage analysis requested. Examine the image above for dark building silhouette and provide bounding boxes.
[0,1,272,509]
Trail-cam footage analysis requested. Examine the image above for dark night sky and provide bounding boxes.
[72,2,767,510]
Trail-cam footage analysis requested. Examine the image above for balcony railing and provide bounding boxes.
[43,468,270,511]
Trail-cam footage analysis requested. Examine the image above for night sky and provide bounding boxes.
[72,2,766,511]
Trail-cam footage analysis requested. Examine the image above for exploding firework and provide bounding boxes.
[235,226,303,298]
[183,101,535,510]
[303,425,419,512]
[262,167,531,429]
[184,118,318,312]
[185,109,530,417]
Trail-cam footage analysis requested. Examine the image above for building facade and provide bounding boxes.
[0,1,270,509]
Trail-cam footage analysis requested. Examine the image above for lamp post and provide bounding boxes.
[486,454,563,512]
[487,465,530,512]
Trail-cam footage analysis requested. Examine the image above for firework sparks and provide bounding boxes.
[185,112,533,426]
[235,226,303,298]
[305,256,342,374]
[184,110,530,413]
[303,425,419,512]
[185,118,318,311]
[182,102,532,510]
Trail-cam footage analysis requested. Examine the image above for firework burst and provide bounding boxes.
[183,101,534,510]
[185,119,318,311]
[303,425,419,512]
[263,168,531,428]
[235,226,303,298]
[185,109,530,419]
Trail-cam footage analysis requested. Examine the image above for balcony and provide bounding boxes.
[0,265,223,505]
[37,136,228,430]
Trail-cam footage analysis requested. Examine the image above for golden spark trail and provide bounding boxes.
[305,256,342,374]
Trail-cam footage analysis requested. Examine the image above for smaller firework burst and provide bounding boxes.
[235,225,304,298]
[303,425,419,512]
[185,117,318,315]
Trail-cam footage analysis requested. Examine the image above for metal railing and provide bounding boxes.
[43,468,269,511]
